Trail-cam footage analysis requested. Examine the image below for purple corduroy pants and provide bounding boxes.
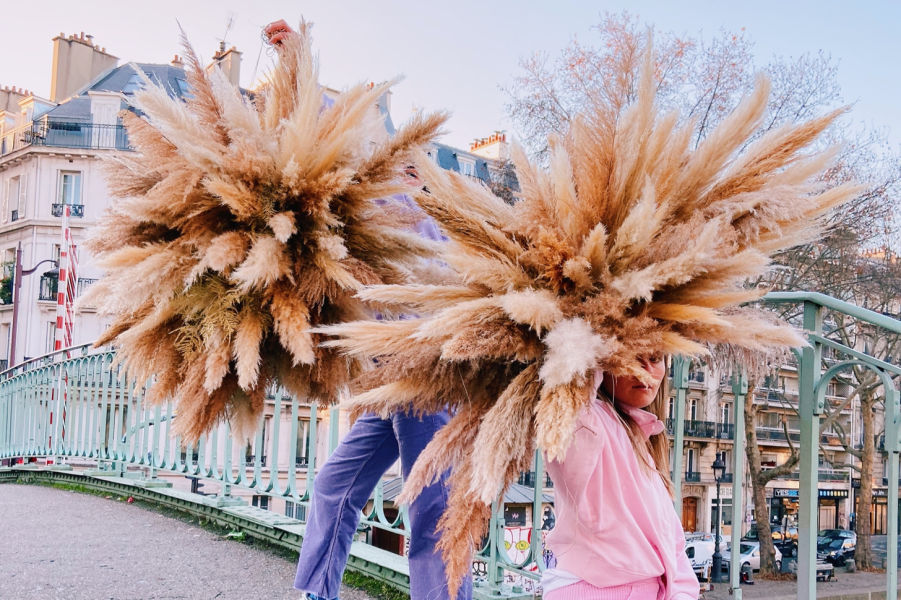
[294,411,472,600]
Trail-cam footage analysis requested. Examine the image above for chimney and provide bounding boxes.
[469,130,510,160]
[207,43,241,86]
[171,54,184,68]
[0,85,32,113]
[50,32,118,103]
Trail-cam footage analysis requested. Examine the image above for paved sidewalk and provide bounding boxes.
[0,483,377,600]
[703,570,901,599]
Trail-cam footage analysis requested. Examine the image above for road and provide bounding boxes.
[0,483,377,600]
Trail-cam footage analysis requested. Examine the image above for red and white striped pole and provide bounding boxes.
[54,204,77,350]
[49,204,78,459]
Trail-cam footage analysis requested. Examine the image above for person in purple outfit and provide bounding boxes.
[263,21,472,600]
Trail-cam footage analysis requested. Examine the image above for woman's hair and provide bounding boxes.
[603,362,675,497]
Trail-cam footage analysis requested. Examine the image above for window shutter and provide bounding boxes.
[17,175,26,219]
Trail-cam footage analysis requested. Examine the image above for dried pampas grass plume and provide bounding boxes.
[81,22,447,440]
[323,41,860,594]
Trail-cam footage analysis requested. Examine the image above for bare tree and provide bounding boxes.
[815,256,901,569]
[744,380,800,572]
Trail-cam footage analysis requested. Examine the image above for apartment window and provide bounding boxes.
[251,494,270,510]
[244,416,270,467]
[667,397,675,421]
[285,500,307,521]
[2,248,14,281]
[44,321,57,353]
[712,498,733,528]
[758,412,780,429]
[296,418,313,467]
[688,398,698,421]
[458,158,475,177]
[58,171,82,206]
[722,450,733,471]
[7,176,22,221]
[686,448,695,473]
[720,402,730,424]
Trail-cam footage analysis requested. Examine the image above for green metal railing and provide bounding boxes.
[0,290,898,599]
[0,344,547,598]
[759,292,901,600]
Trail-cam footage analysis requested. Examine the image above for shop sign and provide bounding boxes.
[819,489,849,499]
[773,488,848,499]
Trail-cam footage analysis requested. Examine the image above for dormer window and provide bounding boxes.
[458,157,475,177]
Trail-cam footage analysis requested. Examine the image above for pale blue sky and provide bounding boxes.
[2,0,898,151]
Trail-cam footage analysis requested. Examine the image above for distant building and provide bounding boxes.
[0,32,183,366]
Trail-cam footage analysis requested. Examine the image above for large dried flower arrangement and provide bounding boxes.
[322,51,859,591]
[81,25,446,440]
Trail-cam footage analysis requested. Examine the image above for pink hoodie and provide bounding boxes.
[545,390,699,599]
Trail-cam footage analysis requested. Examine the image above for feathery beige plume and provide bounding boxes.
[85,22,446,438]
[322,36,859,595]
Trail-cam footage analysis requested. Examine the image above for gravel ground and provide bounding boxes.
[0,483,377,600]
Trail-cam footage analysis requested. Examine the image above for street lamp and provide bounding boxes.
[9,241,58,367]
[711,451,727,583]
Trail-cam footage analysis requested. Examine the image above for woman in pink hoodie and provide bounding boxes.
[541,355,700,600]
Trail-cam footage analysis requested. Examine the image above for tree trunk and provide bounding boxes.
[855,392,876,568]
[745,387,778,573]
[744,382,799,575]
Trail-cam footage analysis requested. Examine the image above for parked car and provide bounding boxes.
[686,532,729,547]
[817,529,856,566]
[685,539,715,578]
[723,541,782,572]
[744,522,798,542]
[772,526,799,542]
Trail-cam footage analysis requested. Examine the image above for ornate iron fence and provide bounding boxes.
[0,344,547,598]
[1,119,130,157]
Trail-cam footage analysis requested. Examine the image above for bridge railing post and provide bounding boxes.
[798,300,823,600]
[671,356,689,513]
[730,371,747,599]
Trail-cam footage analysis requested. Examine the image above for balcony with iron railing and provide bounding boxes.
[518,470,554,488]
[51,203,85,218]
[756,427,802,443]
[38,275,98,301]
[763,468,849,482]
[666,419,735,440]
[1,117,131,157]
[681,471,732,484]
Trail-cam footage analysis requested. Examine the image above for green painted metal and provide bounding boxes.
[0,346,420,593]
[0,344,544,598]
[765,291,901,334]
[885,381,900,599]
[797,300,823,600]
[730,372,747,600]
[762,292,900,599]
[670,356,689,512]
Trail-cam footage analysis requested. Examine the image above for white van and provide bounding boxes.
[685,539,715,578]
